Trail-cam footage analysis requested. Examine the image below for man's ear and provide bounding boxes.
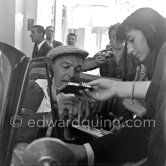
[39,32,44,39]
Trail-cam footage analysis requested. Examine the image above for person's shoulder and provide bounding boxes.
[35,79,48,89]
[160,42,166,51]
[158,42,166,60]
[42,41,52,49]
[26,80,44,94]
[53,40,62,47]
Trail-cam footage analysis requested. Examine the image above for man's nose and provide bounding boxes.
[68,68,75,79]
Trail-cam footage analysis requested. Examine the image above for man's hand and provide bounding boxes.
[76,96,101,123]
[94,52,106,65]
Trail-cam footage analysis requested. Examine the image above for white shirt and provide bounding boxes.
[45,39,53,47]
[37,40,45,50]
[35,79,51,113]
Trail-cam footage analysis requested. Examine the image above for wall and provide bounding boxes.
[37,0,54,27]
[23,0,38,57]
[15,0,24,52]
[0,0,38,56]
[54,0,64,42]
[23,0,54,57]
[0,0,15,46]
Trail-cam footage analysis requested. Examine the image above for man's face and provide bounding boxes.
[46,27,54,40]
[67,35,76,46]
[52,55,83,88]
[29,27,42,43]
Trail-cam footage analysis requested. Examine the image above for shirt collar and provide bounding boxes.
[45,39,53,47]
[37,40,45,50]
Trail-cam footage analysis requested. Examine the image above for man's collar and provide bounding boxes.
[37,40,45,50]
[46,38,53,43]
[45,39,53,47]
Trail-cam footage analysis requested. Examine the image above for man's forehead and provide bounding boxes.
[54,54,83,64]
[68,35,76,38]
[47,27,54,31]
[31,27,37,32]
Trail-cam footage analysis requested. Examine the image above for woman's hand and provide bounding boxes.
[82,79,118,101]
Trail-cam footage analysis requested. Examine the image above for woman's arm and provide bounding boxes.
[86,79,151,101]
[116,81,151,99]
[82,57,100,72]
[82,52,107,72]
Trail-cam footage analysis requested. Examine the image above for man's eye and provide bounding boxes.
[62,65,70,69]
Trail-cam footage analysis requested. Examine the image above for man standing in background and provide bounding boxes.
[66,33,77,46]
[30,25,52,58]
[45,26,62,48]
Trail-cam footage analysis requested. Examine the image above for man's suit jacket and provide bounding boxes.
[15,81,46,144]
[31,42,52,80]
[32,41,52,58]
[52,40,62,48]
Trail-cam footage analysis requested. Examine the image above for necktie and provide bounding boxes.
[32,44,38,58]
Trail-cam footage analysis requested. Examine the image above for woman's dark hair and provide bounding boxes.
[120,42,139,81]
[117,7,166,79]
[108,23,120,40]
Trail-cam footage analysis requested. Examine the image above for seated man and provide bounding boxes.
[15,45,100,144]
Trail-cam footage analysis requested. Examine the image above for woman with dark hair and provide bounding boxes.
[116,7,166,80]
[83,7,166,165]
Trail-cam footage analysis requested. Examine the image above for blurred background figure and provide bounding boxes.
[30,25,52,58]
[29,25,52,80]
[83,23,138,80]
[45,26,62,48]
[66,33,77,46]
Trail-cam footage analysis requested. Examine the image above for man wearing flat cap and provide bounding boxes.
[15,45,100,144]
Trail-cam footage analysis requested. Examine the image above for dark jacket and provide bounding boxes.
[15,81,46,144]
[32,41,52,58]
[52,40,62,48]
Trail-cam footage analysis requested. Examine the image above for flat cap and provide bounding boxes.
[47,45,89,60]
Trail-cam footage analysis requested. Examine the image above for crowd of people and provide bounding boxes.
[29,25,77,59]
[12,7,166,166]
